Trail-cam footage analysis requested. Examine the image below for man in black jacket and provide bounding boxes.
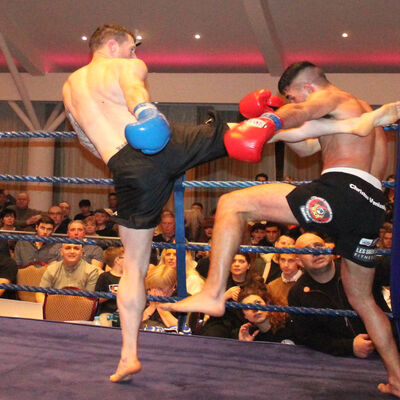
[288,232,392,358]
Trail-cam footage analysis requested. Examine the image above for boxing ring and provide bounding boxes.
[0,122,398,399]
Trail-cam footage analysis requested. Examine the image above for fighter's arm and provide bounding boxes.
[119,59,150,112]
[285,138,321,157]
[277,90,341,129]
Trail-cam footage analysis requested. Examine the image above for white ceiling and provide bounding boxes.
[0,0,399,76]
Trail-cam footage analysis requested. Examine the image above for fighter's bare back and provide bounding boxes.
[62,56,148,164]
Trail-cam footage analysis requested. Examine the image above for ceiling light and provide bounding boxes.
[136,35,143,41]
[81,35,88,41]
[342,32,349,38]
[194,34,201,39]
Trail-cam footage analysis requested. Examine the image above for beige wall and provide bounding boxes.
[0,72,399,104]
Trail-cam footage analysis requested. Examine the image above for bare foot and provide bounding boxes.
[109,359,142,383]
[372,101,400,127]
[160,291,226,316]
[378,381,400,398]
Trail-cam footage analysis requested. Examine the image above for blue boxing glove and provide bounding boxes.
[125,102,170,154]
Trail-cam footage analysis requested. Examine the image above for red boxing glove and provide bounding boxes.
[239,89,285,119]
[224,113,283,163]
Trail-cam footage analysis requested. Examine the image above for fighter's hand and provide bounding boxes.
[239,89,285,119]
[239,323,259,341]
[225,286,241,301]
[353,334,375,358]
[224,113,283,163]
[125,102,171,154]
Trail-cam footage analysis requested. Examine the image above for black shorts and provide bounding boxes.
[107,111,228,229]
[286,170,386,268]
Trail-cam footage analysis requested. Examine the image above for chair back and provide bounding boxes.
[17,265,48,302]
[43,286,98,321]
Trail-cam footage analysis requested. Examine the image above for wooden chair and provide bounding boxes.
[43,287,98,321]
[17,265,48,302]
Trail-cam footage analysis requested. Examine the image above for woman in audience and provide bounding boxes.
[199,253,259,338]
[142,264,178,328]
[158,248,204,295]
[237,278,292,343]
[0,208,17,257]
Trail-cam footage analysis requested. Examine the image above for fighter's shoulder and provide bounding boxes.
[117,58,148,77]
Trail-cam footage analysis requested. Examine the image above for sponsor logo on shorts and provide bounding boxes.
[300,196,333,224]
[353,237,378,263]
[349,183,386,210]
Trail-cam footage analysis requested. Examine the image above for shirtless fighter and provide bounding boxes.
[163,62,400,397]
[63,25,399,383]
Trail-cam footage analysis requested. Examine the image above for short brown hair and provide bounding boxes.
[89,24,135,53]
[103,246,124,268]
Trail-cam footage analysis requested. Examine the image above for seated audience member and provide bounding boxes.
[47,220,104,269]
[255,173,268,182]
[94,208,117,237]
[142,264,178,328]
[184,207,204,242]
[14,216,55,268]
[0,189,14,213]
[264,222,282,246]
[74,199,93,220]
[95,246,124,316]
[379,222,393,249]
[58,201,72,226]
[153,209,174,236]
[383,174,395,223]
[83,216,99,237]
[237,277,292,343]
[195,217,214,262]
[0,253,17,299]
[9,192,42,231]
[48,205,68,234]
[267,252,303,307]
[151,213,178,265]
[158,248,204,295]
[199,253,258,339]
[36,243,101,303]
[250,222,268,246]
[257,234,296,283]
[288,232,391,358]
[0,208,17,257]
[108,192,118,213]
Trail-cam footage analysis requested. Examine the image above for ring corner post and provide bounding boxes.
[174,174,187,332]
[390,123,400,344]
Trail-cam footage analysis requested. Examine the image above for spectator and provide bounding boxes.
[58,201,72,226]
[8,192,42,230]
[267,252,303,307]
[237,277,291,343]
[47,220,104,269]
[0,253,17,299]
[95,246,124,315]
[383,174,395,222]
[0,189,14,213]
[108,192,118,213]
[264,222,281,246]
[94,208,118,237]
[191,202,204,217]
[184,207,203,242]
[288,232,391,358]
[255,173,268,182]
[74,199,93,220]
[14,216,55,268]
[142,264,178,328]
[83,215,99,236]
[0,208,17,257]
[195,217,214,261]
[200,253,257,339]
[257,234,295,283]
[250,222,268,246]
[48,205,68,234]
[36,243,101,304]
[158,248,204,295]
[151,213,178,265]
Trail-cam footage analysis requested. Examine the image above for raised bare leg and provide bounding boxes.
[161,183,298,315]
[109,226,154,383]
[341,258,400,398]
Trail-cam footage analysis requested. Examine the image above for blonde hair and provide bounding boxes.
[158,248,200,277]
[145,264,177,289]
